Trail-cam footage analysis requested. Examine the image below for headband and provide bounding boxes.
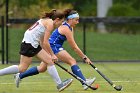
[67,13,79,19]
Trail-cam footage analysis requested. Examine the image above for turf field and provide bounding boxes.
[0,62,139,93]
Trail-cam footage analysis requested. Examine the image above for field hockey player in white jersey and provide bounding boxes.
[0,9,73,92]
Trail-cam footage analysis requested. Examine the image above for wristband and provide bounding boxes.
[83,55,87,60]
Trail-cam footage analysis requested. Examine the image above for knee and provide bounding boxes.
[18,65,28,73]
[37,66,47,73]
[43,57,54,66]
[68,58,77,66]
[18,67,27,73]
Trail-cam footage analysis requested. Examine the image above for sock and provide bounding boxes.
[0,65,19,75]
[47,65,62,85]
[71,65,86,84]
[19,66,39,79]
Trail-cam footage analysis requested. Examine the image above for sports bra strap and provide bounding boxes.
[63,22,72,31]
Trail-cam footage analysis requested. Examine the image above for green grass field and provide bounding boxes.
[0,62,139,93]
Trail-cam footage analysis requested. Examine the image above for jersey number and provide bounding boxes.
[28,22,39,31]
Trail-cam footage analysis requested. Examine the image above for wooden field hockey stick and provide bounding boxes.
[54,62,98,90]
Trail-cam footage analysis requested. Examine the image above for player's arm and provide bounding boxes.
[40,35,50,53]
[42,20,58,61]
[61,26,92,64]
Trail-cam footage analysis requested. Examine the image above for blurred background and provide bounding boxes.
[0,0,140,64]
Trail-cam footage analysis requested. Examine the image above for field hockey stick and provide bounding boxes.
[54,62,98,90]
[89,63,122,91]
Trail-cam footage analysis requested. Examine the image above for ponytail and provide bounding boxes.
[41,9,64,20]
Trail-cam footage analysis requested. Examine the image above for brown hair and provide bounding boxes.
[63,9,78,19]
[41,9,65,20]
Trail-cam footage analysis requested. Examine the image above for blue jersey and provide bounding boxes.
[49,22,72,54]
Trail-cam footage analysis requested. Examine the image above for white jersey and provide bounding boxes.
[22,19,46,48]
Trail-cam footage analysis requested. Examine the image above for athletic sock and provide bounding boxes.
[19,66,39,79]
[71,65,86,84]
[0,65,19,75]
[47,65,62,85]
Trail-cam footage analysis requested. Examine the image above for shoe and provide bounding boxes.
[14,73,21,88]
[83,77,96,90]
[57,79,73,92]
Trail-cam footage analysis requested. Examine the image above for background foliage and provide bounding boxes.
[0,0,140,18]
[0,0,140,62]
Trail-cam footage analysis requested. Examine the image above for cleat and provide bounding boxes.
[57,79,73,92]
[14,73,21,88]
[83,77,96,90]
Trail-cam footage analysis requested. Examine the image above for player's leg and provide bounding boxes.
[36,49,66,88]
[36,49,73,91]
[14,49,50,88]
[0,55,32,76]
[0,65,19,76]
[56,50,86,80]
[46,63,73,92]
[15,49,52,88]
[17,62,60,81]
[56,50,96,90]
[16,62,73,91]
[15,49,50,81]
[14,42,39,86]
[15,62,47,88]
[15,49,73,91]
[17,62,46,80]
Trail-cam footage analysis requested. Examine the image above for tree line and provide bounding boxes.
[0,0,140,18]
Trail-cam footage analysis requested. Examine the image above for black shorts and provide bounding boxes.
[19,42,42,57]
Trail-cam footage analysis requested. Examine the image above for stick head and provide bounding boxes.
[95,84,99,89]
[114,85,123,91]
[91,84,99,90]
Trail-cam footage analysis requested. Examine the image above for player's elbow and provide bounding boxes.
[71,46,78,51]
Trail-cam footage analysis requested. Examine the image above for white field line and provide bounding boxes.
[0,80,139,85]
[102,80,138,83]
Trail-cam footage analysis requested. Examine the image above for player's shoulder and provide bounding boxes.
[42,18,53,27]
[46,19,53,23]
[60,25,69,30]
[59,25,72,35]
